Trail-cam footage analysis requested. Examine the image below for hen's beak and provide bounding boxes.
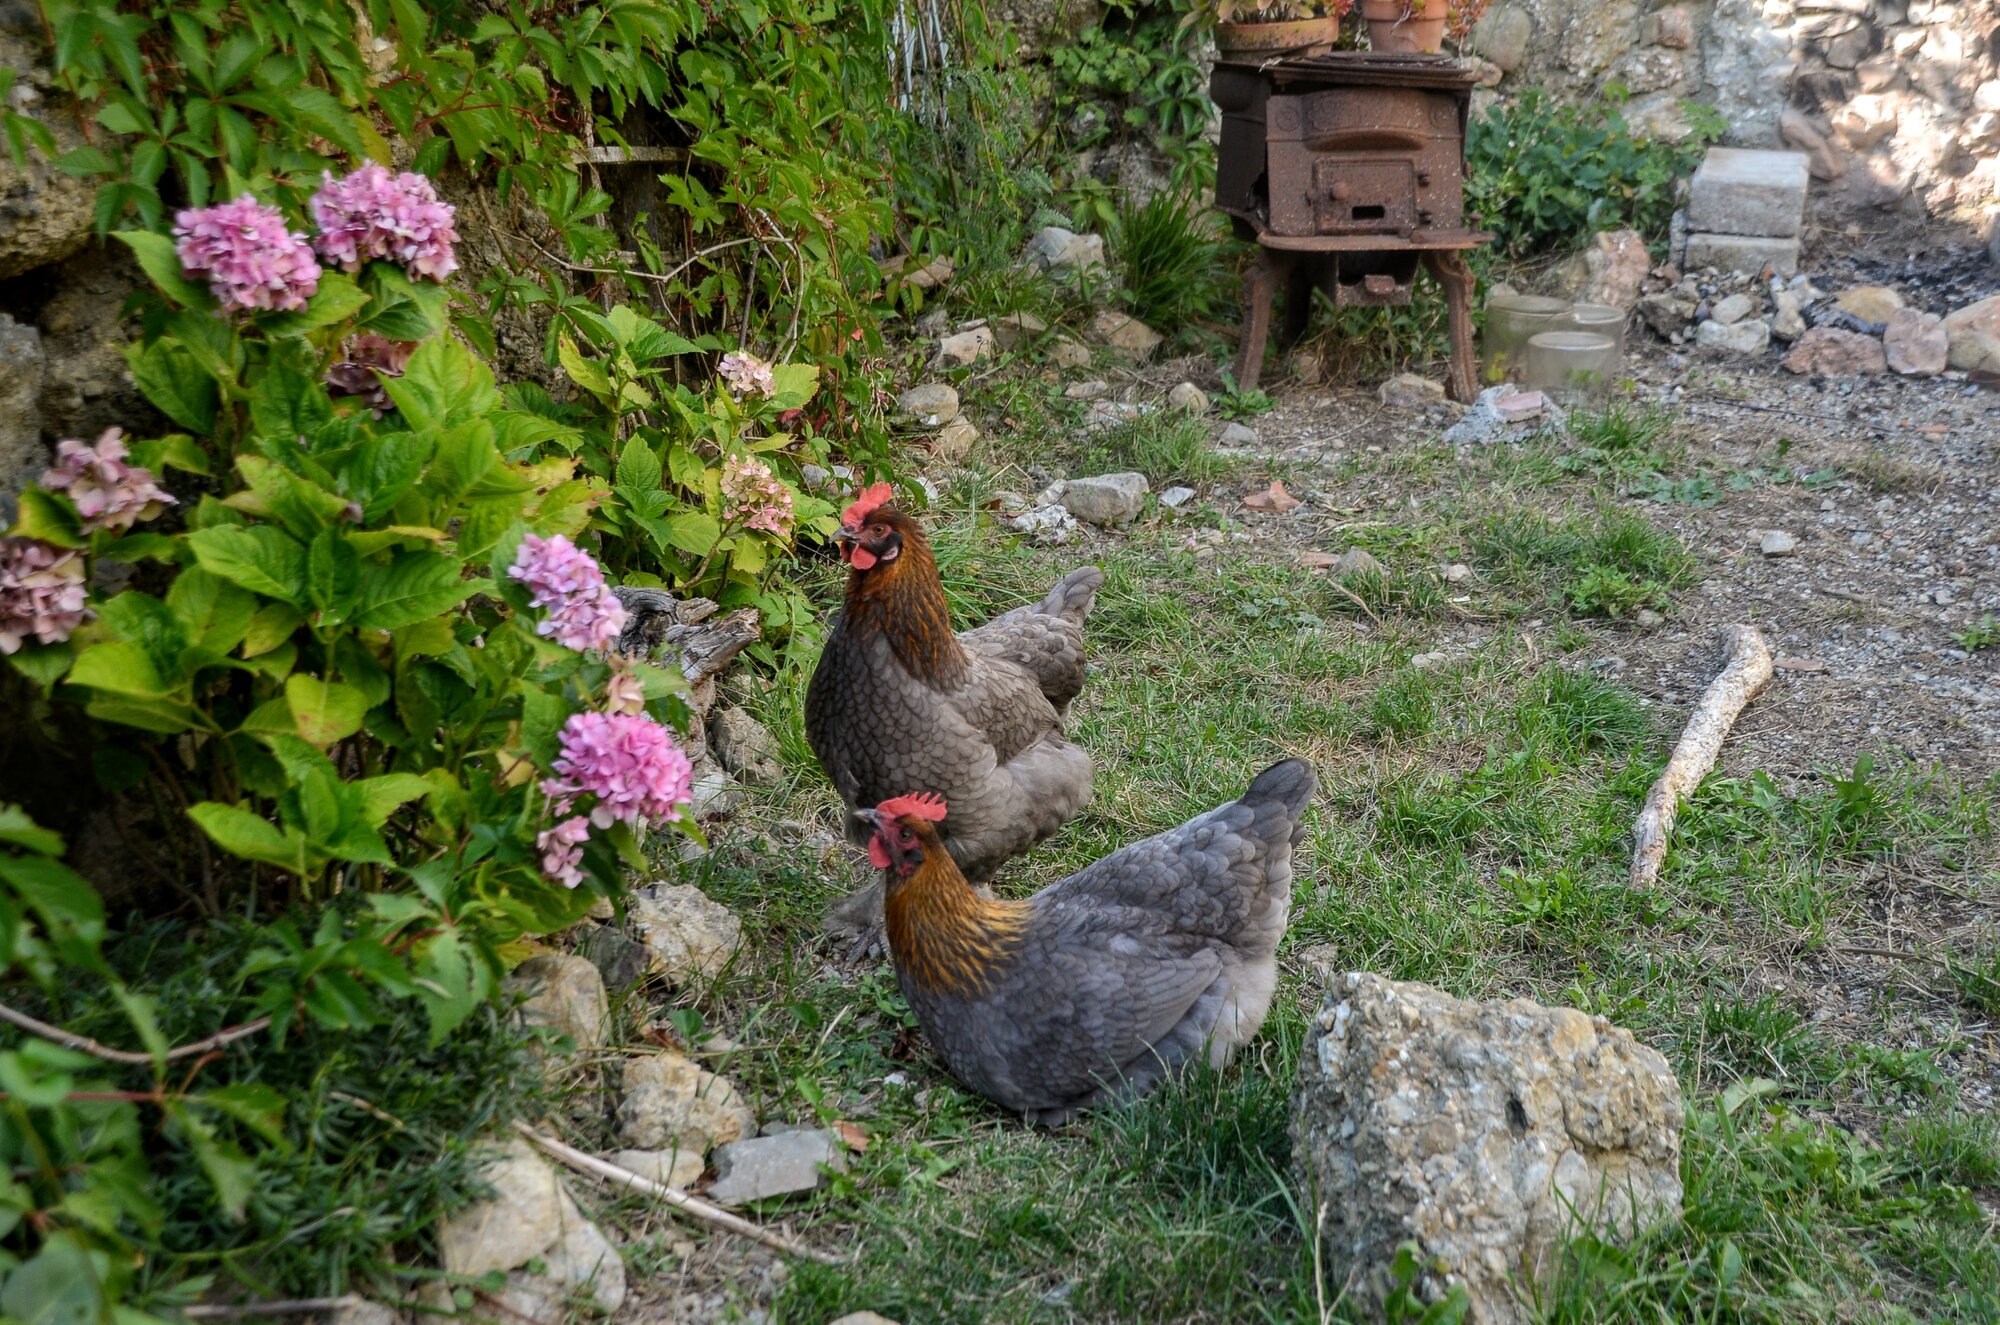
[832,525,860,545]
[855,807,882,832]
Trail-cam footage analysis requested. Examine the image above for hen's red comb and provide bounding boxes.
[841,482,895,528]
[875,792,947,824]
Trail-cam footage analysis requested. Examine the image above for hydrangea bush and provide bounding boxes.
[1,168,716,1311]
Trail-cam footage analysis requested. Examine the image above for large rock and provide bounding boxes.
[0,79,97,279]
[1636,292,1695,337]
[708,706,780,785]
[437,1138,568,1279]
[1781,326,1887,374]
[628,882,742,985]
[936,325,994,366]
[1946,328,2000,373]
[1292,972,1684,1325]
[1882,308,1947,375]
[1686,148,1810,238]
[504,954,609,1053]
[0,313,43,525]
[1944,295,2000,340]
[1062,471,1149,527]
[1379,372,1446,409]
[617,1051,756,1153]
[705,1129,848,1206]
[490,1189,627,1321]
[1471,6,1532,72]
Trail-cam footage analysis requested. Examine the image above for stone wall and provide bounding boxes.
[1468,0,2000,222]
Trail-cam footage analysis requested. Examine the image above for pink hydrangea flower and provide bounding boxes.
[506,533,628,653]
[0,538,90,654]
[173,196,321,313]
[604,669,647,716]
[541,711,693,829]
[310,164,459,281]
[325,334,419,415]
[720,455,795,538]
[39,428,176,533]
[537,815,592,889]
[717,351,775,398]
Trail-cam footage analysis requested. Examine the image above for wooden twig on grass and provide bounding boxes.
[182,1298,359,1319]
[512,1123,841,1266]
[0,1002,270,1066]
[1629,624,1774,890]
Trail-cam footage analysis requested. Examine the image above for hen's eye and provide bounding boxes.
[869,523,887,537]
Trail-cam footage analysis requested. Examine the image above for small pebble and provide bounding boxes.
[1760,530,1796,557]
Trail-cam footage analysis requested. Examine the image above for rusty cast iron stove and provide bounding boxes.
[1211,51,1490,400]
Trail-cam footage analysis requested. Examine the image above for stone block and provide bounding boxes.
[1686,148,1811,237]
[1683,232,1800,277]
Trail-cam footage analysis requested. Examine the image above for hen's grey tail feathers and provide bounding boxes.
[1241,758,1317,836]
[1037,566,1105,624]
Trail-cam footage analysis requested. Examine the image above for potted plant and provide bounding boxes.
[1361,0,1487,52]
[1193,0,1354,58]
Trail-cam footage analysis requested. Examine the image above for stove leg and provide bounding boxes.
[1424,250,1478,404]
[1233,248,1283,392]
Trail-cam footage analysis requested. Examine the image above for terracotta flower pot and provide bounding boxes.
[1360,0,1447,52]
[1215,15,1343,56]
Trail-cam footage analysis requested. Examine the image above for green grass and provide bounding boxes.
[611,409,1998,1324]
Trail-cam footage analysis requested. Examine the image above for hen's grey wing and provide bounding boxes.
[959,566,1101,712]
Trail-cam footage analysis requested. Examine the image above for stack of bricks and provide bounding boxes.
[1682,148,1811,277]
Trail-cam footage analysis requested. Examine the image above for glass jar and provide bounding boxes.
[1554,302,1629,355]
[1523,331,1619,400]
[1481,295,1570,386]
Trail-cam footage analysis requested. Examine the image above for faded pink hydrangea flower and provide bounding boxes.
[604,669,647,716]
[39,428,176,533]
[310,164,459,281]
[325,334,419,415]
[537,815,591,889]
[717,351,775,398]
[541,711,693,829]
[720,455,795,538]
[507,533,628,653]
[173,195,322,313]
[0,538,90,654]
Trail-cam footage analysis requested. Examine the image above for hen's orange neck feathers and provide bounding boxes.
[842,510,969,685]
[884,826,1027,997]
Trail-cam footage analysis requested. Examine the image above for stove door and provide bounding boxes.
[1312,157,1417,235]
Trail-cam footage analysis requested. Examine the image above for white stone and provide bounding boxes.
[1760,529,1796,556]
[1048,336,1092,368]
[1695,318,1771,353]
[617,1051,756,1153]
[936,326,995,366]
[1883,308,1947,376]
[709,707,780,785]
[437,1138,566,1278]
[990,311,1049,348]
[895,383,960,426]
[1064,379,1110,400]
[1771,290,1807,341]
[933,416,980,462]
[1708,293,1755,325]
[1009,503,1077,543]
[612,1146,705,1190]
[1167,381,1209,413]
[706,1129,848,1206]
[1377,372,1446,408]
[1159,485,1197,510]
[1089,309,1163,358]
[1024,226,1106,272]
[492,1190,626,1321]
[504,955,608,1053]
[1063,472,1150,527]
[1217,421,1257,447]
[628,883,741,985]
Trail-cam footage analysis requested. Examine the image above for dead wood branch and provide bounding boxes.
[1629,624,1774,890]
[513,1123,840,1266]
[0,1002,271,1066]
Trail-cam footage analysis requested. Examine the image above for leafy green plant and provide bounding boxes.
[1214,371,1275,420]
[1113,188,1230,334]
[1566,564,1667,619]
[1467,87,1725,257]
[1952,613,1998,652]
